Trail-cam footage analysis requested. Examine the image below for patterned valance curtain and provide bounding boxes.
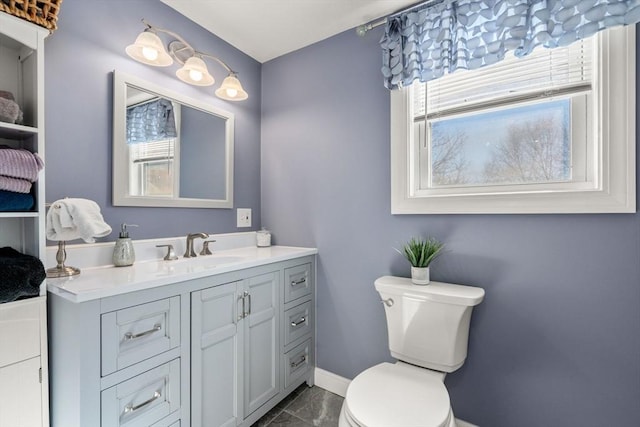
[126,99,177,144]
[381,0,640,89]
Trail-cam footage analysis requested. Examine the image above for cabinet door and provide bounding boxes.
[0,298,46,427]
[0,356,42,427]
[191,282,243,427]
[243,272,280,416]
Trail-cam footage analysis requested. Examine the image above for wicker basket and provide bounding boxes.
[0,0,62,32]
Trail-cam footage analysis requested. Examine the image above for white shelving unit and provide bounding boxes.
[0,11,49,427]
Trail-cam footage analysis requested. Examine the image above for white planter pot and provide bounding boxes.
[411,266,430,285]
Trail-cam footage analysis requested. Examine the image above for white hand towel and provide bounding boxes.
[46,198,112,243]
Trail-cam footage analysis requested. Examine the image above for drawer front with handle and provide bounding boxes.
[284,300,312,347]
[284,263,312,303]
[284,339,311,389]
[101,358,181,427]
[101,296,180,376]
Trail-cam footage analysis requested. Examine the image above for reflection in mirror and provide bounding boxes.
[113,71,234,208]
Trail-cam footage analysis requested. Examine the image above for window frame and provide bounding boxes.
[129,141,178,197]
[390,26,636,214]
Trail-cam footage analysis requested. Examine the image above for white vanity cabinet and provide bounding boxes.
[0,12,49,427]
[49,253,315,427]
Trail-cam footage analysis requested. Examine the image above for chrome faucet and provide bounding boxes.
[184,232,209,258]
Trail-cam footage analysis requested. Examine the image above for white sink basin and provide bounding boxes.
[141,255,246,276]
[183,255,245,265]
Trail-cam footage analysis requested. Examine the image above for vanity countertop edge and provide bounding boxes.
[47,245,318,303]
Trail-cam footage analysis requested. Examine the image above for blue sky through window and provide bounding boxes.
[430,99,570,186]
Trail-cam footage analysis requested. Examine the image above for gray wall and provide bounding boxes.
[179,107,226,200]
[261,27,640,426]
[44,0,261,240]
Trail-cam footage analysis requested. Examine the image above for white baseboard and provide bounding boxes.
[314,367,478,427]
[314,367,350,397]
[455,420,479,427]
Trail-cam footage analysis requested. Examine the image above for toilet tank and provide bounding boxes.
[375,276,485,373]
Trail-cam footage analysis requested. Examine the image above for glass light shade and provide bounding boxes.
[215,74,248,101]
[125,31,173,67]
[176,56,214,86]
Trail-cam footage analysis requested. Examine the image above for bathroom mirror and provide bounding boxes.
[112,70,234,208]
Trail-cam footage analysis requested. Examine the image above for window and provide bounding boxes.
[391,26,635,214]
[128,138,179,197]
[125,98,181,198]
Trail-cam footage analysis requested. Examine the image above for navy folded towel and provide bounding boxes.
[0,247,45,304]
[0,189,34,211]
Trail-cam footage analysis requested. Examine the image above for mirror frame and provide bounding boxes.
[112,70,234,208]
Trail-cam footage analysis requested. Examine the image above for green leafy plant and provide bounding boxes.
[396,237,444,268]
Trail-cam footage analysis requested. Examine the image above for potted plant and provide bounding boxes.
[397,236,444,285]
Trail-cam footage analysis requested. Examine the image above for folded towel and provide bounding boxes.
[46,198,112,243]
[0,174,31,193]
[0,146,44,182]
[0,92,23,125]
[0,97,21,124]
[0,190,34,211]
[0,247,45,304]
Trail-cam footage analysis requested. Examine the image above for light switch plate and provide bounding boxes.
[237,208,252,228]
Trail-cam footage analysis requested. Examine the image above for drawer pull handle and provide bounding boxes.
[291,278,306,286]
[124,324,161,341]
[290,355,307,369]
[291,317,306,327]
[124,390,161,414]
[239,294,246,321]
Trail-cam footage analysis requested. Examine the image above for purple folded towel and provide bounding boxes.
[0,146,44,182]
[0,175,31,193]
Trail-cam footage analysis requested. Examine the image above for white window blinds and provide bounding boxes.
[413,39,594,119]
[130,139,175,163]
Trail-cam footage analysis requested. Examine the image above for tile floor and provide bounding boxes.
[252,385,344,427]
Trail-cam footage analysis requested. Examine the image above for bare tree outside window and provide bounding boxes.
[431,128,469,186]
[426,100,570,188]
[483,116,570,184]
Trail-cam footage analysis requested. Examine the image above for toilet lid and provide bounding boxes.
[345,362,451,427]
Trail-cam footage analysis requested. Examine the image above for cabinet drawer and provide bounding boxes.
[0,298,42,369]
[284,300,312,347]
[284,263,312,303]
[150,416,180,427]
[101,296,180,376]
[283,339,311,389]
[101,358,181,427]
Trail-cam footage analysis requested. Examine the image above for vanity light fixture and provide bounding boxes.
[126,19,248,101]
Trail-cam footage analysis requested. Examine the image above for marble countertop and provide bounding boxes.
[47,245,317,303]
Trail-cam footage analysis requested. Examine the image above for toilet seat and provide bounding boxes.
[343,362,452,427]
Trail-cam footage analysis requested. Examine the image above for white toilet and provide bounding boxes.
[339,276,485,427]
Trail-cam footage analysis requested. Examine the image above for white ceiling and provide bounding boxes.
[160,0,417,63]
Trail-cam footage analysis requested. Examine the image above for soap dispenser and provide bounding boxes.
[113,223,138,267]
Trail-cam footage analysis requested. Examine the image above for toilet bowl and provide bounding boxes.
[338,362,456,427]
[338,276,484,427]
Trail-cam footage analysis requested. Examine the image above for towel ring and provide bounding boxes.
[46,241,80,278]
